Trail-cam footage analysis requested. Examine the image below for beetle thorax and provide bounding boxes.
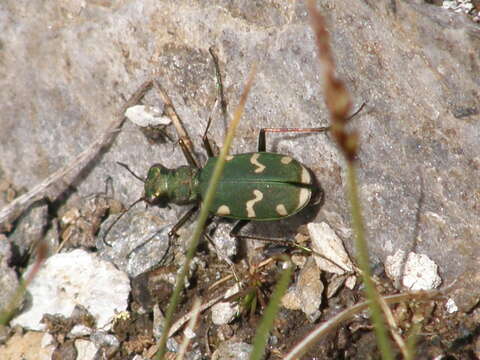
[144,165,199,206]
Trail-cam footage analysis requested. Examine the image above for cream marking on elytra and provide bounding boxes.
[297,188,312,210]
[301,166,311,184]
[276,204,288,216]
[281,156,292,164]
[217,205,231,216]
[246,189,263,217]
[250,153,266,173]
[226,155,234,161]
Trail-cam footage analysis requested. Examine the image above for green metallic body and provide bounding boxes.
[144,152,313,221]
[199,152,313,220]
[145,165,199,206]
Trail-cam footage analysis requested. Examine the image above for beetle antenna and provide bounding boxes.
[347,102,366,121]
[117,162,145,183]
[102,197,145,247]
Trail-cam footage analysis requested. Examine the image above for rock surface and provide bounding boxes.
[0,235,18,311]
[1,0,479,311]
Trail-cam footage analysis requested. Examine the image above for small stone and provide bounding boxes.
[211,342,253,360]
[90,330,119,350]
[445,298,458,314]
[308,222,355,275]
[385,249,406,282]
[11,249,130,331]
[282,257,323,322]
[98,209,171,277]
[345,275,356,290]
[209,222,238,260]
[326,274,348,298]
[0,332,54,359]
[74,339,97,360]
[281,291,301,310]
[69,325,92,338]
[211,285,240,325]
[0,235,19,311]
[41,333,55,348]
[8,201,48,259]
[125,105,170,127]
[385,250,442,291]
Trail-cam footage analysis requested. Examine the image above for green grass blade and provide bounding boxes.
[249,256,293,360]
[155,66,256,359]
[347,164,394,360]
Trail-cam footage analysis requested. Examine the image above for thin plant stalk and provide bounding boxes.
[249,256,293,360]
[284,291,435,359]
[405,322,421,360]
[347,164,394,360]
[0,242,47,325]
[154,66,256,359]
[176,297,202,360]
[307,1,395,358]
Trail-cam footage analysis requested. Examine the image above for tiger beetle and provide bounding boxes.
[118,110,364,245]
[142,126,324,239]
[110,49,364,245]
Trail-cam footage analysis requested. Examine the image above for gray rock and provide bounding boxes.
[0,235,19,312]
[90,330,120,353]
[282,257,323,322]
[98,208,171,277]
[211,284,240,325]
[8,201,48,260]
[11,249,130,331]
[212,341,253,360]
[74,339,98,360]
[0,1,479,311]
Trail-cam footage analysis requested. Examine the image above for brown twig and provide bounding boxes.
[284,290,440,360]
[0,81,153,231]
[152,80,199,168]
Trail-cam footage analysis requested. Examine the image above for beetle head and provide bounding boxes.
[144,164,170,207]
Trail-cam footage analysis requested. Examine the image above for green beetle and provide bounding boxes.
[113,66,363,240]
[114,90,362,240]
[140,123,328,238]
[145,151,314,221]
[105,48,364,244]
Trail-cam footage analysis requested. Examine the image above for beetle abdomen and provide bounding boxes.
[198,152,313,220]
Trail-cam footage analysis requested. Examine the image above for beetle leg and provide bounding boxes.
[229,219,250,238]
[152,80,200,168]
[200,47,229,158]
[203,231,239,282]
[168,205,199,237]
[209,46,228,124]
[178,138,200,169]
[202,108,217,158]
[126,228,171,270]
[117,162,145,183]
[102,197,145,247]
[230,220,292,246]
[257,129,267,152]
[257,103,365,152]
[258,127,330,152]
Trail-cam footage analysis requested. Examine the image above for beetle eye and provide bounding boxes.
[145,195,168,208]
